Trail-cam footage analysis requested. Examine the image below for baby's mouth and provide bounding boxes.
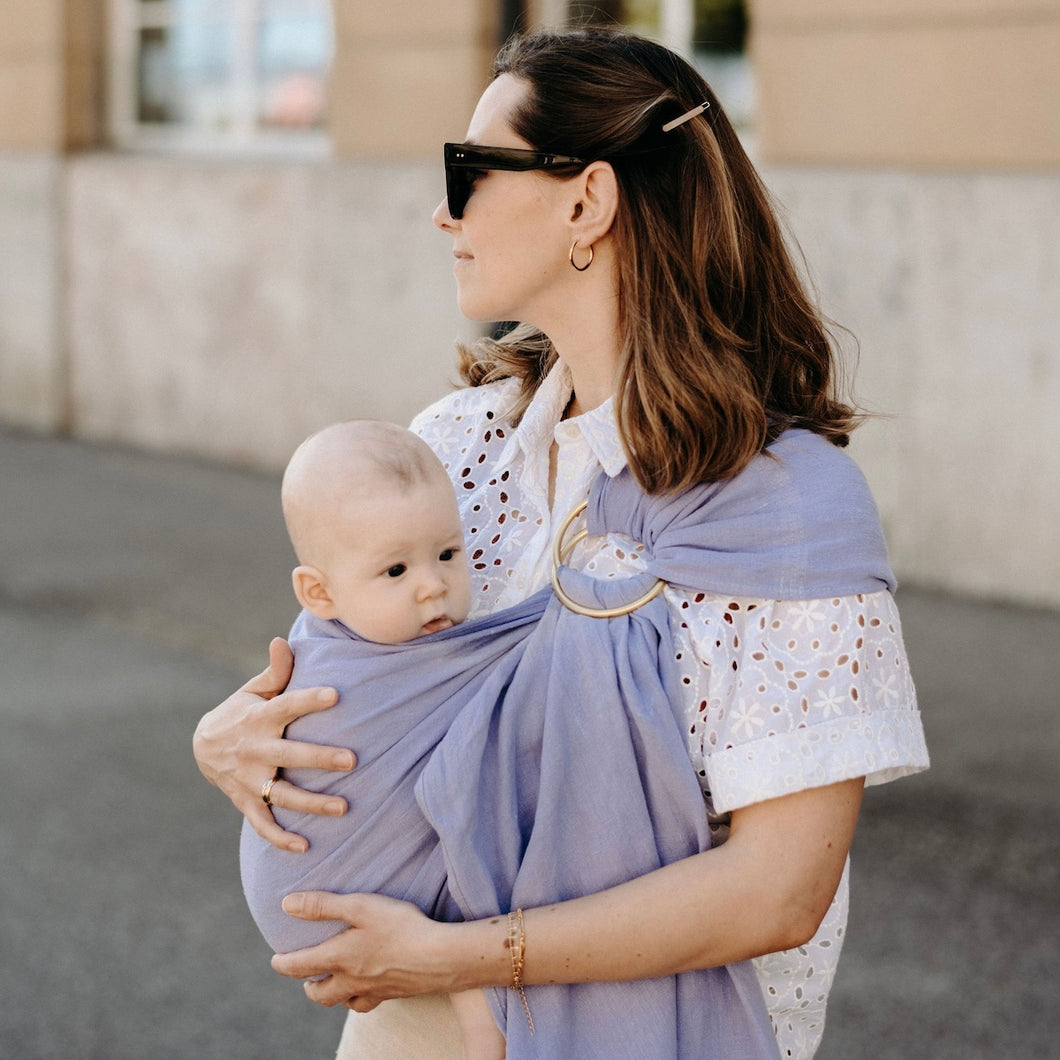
[422,616,453,635]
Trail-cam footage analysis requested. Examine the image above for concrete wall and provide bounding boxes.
[0,0,493,455]
[63,154,477,469]
[1,151,1046,609]
[0,153,65,431]
[748,0,1060,608]
[762,166,1060,609]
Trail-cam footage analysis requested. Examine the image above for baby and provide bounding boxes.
[281,419,471,645]
[243,419,504,1060]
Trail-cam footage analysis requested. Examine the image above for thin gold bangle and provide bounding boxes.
[550,499,665,618]
[507,909,534,1034]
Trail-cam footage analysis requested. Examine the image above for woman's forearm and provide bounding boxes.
[443,778,864,992]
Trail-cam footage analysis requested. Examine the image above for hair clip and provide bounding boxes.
[662,100,711,133]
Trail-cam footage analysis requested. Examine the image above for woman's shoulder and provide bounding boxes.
[714,429,884,540]
[409,377,522,435]
[410,377,524,471]
[739,428,869,500]
[593,428,893,599]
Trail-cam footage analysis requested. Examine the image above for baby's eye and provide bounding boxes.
[439,548,458,562]
[386,564,407,578]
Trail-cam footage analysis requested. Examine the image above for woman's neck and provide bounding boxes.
[535,242,622,417]
[548,317,621,418]
[563,366,613,418]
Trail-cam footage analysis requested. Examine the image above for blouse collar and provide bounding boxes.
[498,363,629,480]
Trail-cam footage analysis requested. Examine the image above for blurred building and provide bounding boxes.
[0,0,1057,607]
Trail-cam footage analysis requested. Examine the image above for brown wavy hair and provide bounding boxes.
[458,28,859,493]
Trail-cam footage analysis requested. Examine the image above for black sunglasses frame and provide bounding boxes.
[443,142,587,220]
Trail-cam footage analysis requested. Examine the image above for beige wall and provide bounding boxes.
[752,0,1060,168]
[0,1,65,150]
[0,0,105,151]
[63,0,107,150]
[330,0,497,157]
[0,0,494,158]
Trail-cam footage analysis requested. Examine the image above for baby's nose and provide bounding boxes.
[418,572,447,601]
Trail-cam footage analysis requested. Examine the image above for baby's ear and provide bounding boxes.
[291,565,338,620]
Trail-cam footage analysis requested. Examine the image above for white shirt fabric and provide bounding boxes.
[407,363,929,1059]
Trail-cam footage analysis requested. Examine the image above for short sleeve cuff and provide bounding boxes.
[708,708,930,813]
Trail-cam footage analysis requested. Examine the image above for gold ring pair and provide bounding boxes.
[261,774,279,806]
[549,499,665,617]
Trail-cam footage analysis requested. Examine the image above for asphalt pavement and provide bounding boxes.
[2,428,1057,1059]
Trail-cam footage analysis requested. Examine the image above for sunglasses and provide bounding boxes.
[443,142,587,220]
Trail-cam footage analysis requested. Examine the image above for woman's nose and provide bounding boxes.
[432,197,457,231]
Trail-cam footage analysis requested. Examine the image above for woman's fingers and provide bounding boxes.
[253,683,340,734]
[192,638,356,852]
[279,889,354,925]
[303,975,374,1008]
[240,637,295,698]
[243,799,311,853]
[270,892,432,1008]
[345,997,382,1013]
[268,732,355,774]
[231,724,355,850]
[260,776,348,819]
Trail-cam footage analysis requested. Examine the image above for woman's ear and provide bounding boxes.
[291,565,338,619]
[569,160,619,244]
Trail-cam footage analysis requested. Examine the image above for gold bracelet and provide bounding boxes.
[507,908,534,1034]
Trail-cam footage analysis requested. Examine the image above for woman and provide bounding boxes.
[195,28,928,1059]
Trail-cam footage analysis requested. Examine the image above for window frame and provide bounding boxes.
[107,0,333,156]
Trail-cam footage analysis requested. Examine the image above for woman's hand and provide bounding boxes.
[192,637,355,852]
[271,892,469,1011]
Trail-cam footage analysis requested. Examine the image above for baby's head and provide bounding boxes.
[282,420,471,643]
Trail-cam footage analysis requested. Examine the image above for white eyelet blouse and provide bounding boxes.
[410,364,929,1060]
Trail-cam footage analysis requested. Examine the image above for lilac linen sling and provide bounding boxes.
[240,428,892,1058]
[585,428,896,600]
[415,429,892,1059]
[239,595,549,949]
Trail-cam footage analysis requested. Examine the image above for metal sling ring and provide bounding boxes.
[550,499,666,618]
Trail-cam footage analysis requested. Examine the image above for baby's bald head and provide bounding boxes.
[282,420,448,568]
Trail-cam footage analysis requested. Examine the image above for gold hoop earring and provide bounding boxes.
[569,240,594,272]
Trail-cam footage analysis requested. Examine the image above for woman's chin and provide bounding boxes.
[457,295,508,324]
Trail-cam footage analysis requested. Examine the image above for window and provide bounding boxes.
[568,0,754,133]
[689,0,753,135]
[109,0,333,153]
